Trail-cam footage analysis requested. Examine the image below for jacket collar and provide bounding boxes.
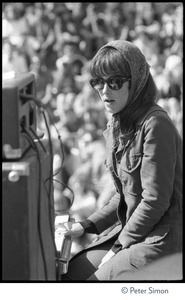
[136,103,166,127]
[103,103,166,140]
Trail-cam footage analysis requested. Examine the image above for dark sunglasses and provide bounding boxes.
[89,76,131,91]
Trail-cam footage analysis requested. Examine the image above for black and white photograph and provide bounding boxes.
[2,2,183,298]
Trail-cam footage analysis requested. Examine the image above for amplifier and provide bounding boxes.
[2,140,56,281]
[2,72,37,160]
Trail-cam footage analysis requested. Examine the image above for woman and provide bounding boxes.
[61,40,182,281]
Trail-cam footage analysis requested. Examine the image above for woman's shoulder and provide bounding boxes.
[139,103,181,140]
[137,103,168,126]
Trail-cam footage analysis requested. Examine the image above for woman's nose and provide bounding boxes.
[102,82,110,94]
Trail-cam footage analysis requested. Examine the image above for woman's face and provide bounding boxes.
[97,77,130,114]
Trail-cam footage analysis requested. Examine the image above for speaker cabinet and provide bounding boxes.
[2,140,56,281]
[2,72,36,160]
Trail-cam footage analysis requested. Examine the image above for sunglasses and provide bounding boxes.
[89,76,131,91]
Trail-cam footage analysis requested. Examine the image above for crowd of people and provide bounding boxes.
[3,3,183,255]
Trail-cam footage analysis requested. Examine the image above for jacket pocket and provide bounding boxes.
[142,224,170,244]
[122,154,142,173]
[129,225,171,269]
[120,154,142,196]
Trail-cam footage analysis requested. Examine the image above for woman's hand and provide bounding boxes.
[59,222,85,237]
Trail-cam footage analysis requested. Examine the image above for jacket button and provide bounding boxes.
[128,165,131,169]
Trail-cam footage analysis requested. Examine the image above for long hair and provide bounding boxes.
[90,46,158,132]
[119,73,158,132]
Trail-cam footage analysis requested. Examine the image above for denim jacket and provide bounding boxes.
[88,103,182,252]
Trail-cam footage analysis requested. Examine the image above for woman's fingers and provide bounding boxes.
[64,222,85,237]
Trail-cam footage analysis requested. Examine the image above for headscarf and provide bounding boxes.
[97,40,151,146]
[99,40,150,107]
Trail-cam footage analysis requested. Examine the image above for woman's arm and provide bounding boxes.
[62,191,120,238]
[86,191,120,234]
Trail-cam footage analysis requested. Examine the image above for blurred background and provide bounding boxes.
[2,2,183,256]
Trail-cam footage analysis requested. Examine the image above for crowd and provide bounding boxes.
[2,2,183,255]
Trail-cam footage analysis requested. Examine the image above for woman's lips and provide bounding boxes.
[104,99,114,103]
